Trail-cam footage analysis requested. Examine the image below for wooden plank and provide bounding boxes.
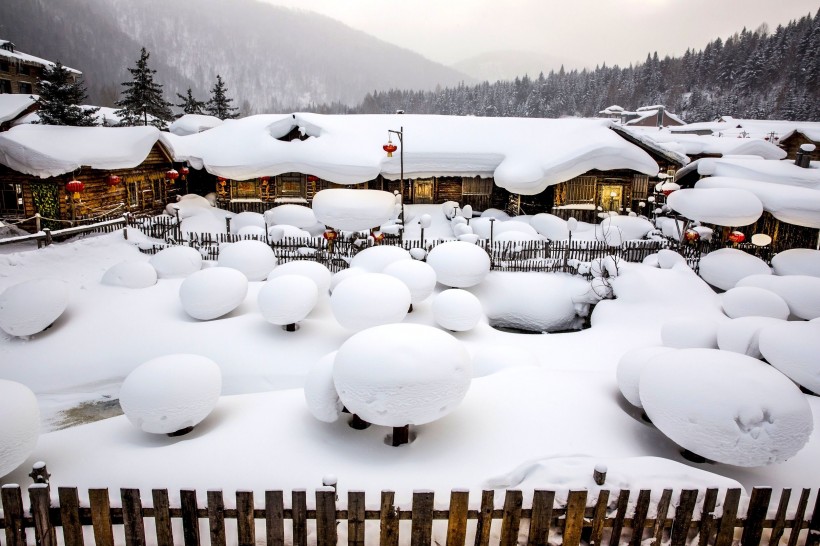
[444,490,469,546]
[1,485,27,546]
[292,489,308,546]
[180,490,201,546]
[715,488,742,546]
[315,488,338,546]
[207,491,226,546]
[629,490,652,546]
[29,484,57,546]
[265,491,285,546]
[58,487,85,546]
[562,490,588,546]
[651,489,673,546]
[806,489,820,546]
[348,491,366,546]
[121,489,147,546]
[608,490,630,546]
[474,490,494,546]
[380,490,399,546]
[697,488,719,546]
[769,489,791,546]
[589,490,610,546]
[237,491,256,546]
[89,489,115,546]
[787,489,810,546]
[499,490,523,546]
[152,489,173,546]
[670,489,698,546]
[411,491,434,546]
[742,488,772,546]
[527,490,554,546]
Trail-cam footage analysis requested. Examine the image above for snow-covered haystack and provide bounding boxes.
[149,246,202,278]
[667,188,763,226]
[304,352,342,423]
[230,211,265,233]
[0,279,69,337]
[0,380,39,478]
[329,267,366,294]
[530,214,569,240]
[698,248,771,291]
[101,261,157,289]
[616,347,674,408]
[267,261,332,295]
[333,324,472,426]
[759,322,820,394]
[640,349,813,466]
[433,289,483,332]
[330,273,410,331]
[656,249,687,270]
[426,241,491,288]
[179,267,248,320]
[349,245,412,273]
[772,249,820,278]
[383,260,437,306]
[717,316,784,358]
[312,189,396,231]
[660,318,719,349]
[721,286,789,320]
[257,275,319,327]
[119,354,222,435]
[264,205,317,229]
[217,239,278,281]
[737,274,820,320]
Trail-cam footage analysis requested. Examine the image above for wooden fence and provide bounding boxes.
[1,486,817,546]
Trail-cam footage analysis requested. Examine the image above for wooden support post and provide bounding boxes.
[315,487,338,546]
[348,414,370,430]
[29,483,57,546]
[29,461,50,483]
[392,424,410,447]
[2,484,27,546]
[226,216,232,234]
[593,464,607,486]
[43,228,52,246]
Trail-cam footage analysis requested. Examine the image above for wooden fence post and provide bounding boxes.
[805,490,820,546]
[499,490,523,546]
[527,490,554,546]
[152,489,173,546]
[609,490,631,546]
[629,490,652,546]
[180,489,200,546]
[411,490,434,546]
[2,484,27,546]
[651,489,673,546]
[741,487,772,546]
[58,487,85,546]
[588,490,610,546]
[121,488,147,546]
[788,489,811,546]
[265,490,285,546]
[474,490,494,546]
[379,490,399,546]
[697,488,719,546]
[446,490,469,546]
[292,489,308,546]
[670,489,698,546]
[562,490,588,546]
[315,487,338,546]
[43,228,52,246]
[29,483,57,546]
[207,490,227,546]
[236,490,256,546]
[89,489,115,546]
[714,488,741,546]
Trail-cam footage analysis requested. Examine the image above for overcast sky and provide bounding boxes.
[259,0,819,68]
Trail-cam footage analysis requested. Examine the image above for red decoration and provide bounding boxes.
[383,142,397,157]
[684,229,700,242]
[372,231,385,243]
[322,230,337,241]
[106,174,121,187]
[180,166,190,177]
[217,177,227,185]
[306,174,319,183]
[662,188,677,196]
[66,180,85,199]
[728,231,746,244]
[165,169,180,181]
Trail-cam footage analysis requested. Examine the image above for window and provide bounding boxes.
[276,173,304,197]
[0,79,11,93]
[0,183,23,213]
[632,175,649,199]
[0,60,8,72]
[18,82,32,94]
[17,64,29,76]
[563,176,597,204]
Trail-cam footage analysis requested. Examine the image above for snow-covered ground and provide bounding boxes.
[0,205,818,511]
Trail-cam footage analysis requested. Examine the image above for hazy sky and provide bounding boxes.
[259,0,819,68]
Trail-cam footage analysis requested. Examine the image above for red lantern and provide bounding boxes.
[259,175,270,186]
[728,231,746,244]
[107,174,121,187]
[165,169,180,181]
[383,141,397,157]
[684,229,700,242]
[372,231,385,243]
[66,180,85,199]
[322,230,337,241]
[217,176,227,186]
[306,174,319,183]
[180,166,190,177]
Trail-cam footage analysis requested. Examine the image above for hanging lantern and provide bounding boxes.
[372,231,385,243]
[165,169,180,181]
[66,180,85,200]
[684,229,700,242]
[180,166,190,178]
[728,231,746,244]
[383,140,397,157]
[322,230,338,241]
[217,176,227,186]
[306,174,319,183]
[107,174,121,187]
[260,176,270,186]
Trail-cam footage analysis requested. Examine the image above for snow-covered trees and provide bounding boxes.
[115,48,174,129]
[35,61,98,126]
[206,75,239,119]
[176,87,206,115]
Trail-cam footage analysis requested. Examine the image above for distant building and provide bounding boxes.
[0,40,81,95]
[598,104,685,128]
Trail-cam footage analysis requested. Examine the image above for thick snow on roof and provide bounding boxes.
[684,157,820,191]
[781,127,820,143]
[0,124,161,177]
[630,129,786,160]
[625,109,685,126]
[613,126,689,166]
[0,40,80,74]
[160,113,659,195]
[0,94,37,124]
[169,114,224,136]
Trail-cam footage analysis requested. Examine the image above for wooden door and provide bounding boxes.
[413,178,434,204]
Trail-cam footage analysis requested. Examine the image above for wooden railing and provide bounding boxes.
[1,485,817,546]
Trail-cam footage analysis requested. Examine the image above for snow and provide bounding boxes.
[0,94,37,124]
[737,274,820,320]
[426,241,490,288]
[698,248,771,291]
[149,246,203,278]
[688,157,820,190]
[639,349,814,466]
[656,249,687,269]
[257,275,318,326]
[631,130,786,160]
[349,245,412,273]
[530,214,569,240]
[772,249,820,278]
[217,239,278,281]
[178,267,249,320]
[101,260,157,289]
[303,352,342,423]
[230,211,265,232]
[312,189,397,231]
[667,188,763,226]
[716,316,784,359]
[0,380,39,478]
[660,318,719,349]
[616,346,674,408]
[330,273,410,330]
[597,216,654,241]
[382,260,436,305]
[332,324,471,427]
[759,322,820,394]
[118,354,222,434]
[264,204,317,229]
[0,279,69,337]
[721,286,790,320]
[432,289,483,332]
[267,261,332,296]
[168,114,223,136]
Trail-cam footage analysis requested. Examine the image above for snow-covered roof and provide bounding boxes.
[598,105,624,115]
[160,113,659,195]
[625,109,685,126]
[628,129,786,160]
[0,94,37,124]
[90,107,123,127]
[678,156,820,191]
[0,124,162,177]
[780,127,820,143]
[610,126,689,167]
[637,105,666,112]
[169,114,224,136]
[0,40,80,74]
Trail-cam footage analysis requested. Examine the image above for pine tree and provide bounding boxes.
[176,88,206,115]
[115,47,174,129]
[206,75,239,119]
[35,61,98,126]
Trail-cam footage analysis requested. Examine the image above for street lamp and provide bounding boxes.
[609,190,617,214]
[384,127,404,230]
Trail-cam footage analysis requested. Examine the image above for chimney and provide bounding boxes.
[657,106,665,128]
[796,143,815,168]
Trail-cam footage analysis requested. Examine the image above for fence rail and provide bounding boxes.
[0,486,817,546]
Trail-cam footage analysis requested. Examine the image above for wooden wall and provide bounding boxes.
[779,133,819,162]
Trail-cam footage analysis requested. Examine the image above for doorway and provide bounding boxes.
[599,184,623,213]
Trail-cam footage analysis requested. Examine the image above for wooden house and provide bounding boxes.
[779,129,820,163]
[0,40,80,96]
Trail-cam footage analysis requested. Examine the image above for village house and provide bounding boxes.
[0,40,80,96]
[598,104,685,128]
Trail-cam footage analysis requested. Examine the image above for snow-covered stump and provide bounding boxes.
[258,275,319,332]
[0,279,69,337]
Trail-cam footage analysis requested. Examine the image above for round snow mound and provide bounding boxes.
[383,260,437,305]
[350,245,412,273]
[737,274,820,320]
[331,273,411,331]
[426,241,491,288]
[0,279,69,337]
[699,248,771,291]
[312,189,396,232]
[179,267,248,320]
[717,316,784,359]
[667,188,763,226]
[119,354,222,434]
[660,318,719,349]
[231,211,265,232]
[218,239,277,281]
[531,214,569,240]
[721,287,790,320]
[101,261,157,289]
[237,226,266,237]
[772,248,820,278]
[265,205,317,229]
[257,275,318,326]
[0,380,39,478]
[333,324,472,426]
[759,321,820,394]
[329,267,366,294]
[433,289,483,331]
[304,352,342,423]
[267,261,332,295]
[616,346,675,408]
[640,349,813,466]
[149,246,203,278]
[657,249,687,270]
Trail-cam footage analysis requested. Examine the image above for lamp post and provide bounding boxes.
[384,127,404,231]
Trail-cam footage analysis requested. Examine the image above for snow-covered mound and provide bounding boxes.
[168,114,222,136]
[230,212,265,232]
[218,240,278,281]
[698,249,771,291]
[0,380,39,478]
[101,261,157,289]
[330,273,410,331]
[349,245,412,273]
[149,246,203,278]
[721,286,789,320]
[329,267,366,294]
[333,324,472,426]
[737,274,820,320]
[312,189,396,231]
[639,348,813,466]
[119,354,222,434]
[426,241,491,288]
[166,194,215,219]
[530,214,569,240]
[616,346,674,408]
[264,205,317,229]
[596,216,654,241]
[660,318,719,349]
[0,279,69,337]
[433,289,483,332]
[383,260,437,305]
[657,249,687,269]
[495,231,541,242]
[469,345,538,378]
[771,249,820,278]
[493,220,538,237]
[179,267,248,320]
[268,225,311,241]
[180,213,226,237]
[759,321,820,393]
[304,352,342,423]
[717,316,784,358]
[237,226,266,237]
[257,275,318,326]
[266,261,332,295]
[667,188,763,226]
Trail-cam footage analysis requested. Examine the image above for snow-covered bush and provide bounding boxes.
[349,245,412,273]
[441,201,460,219]
[0,380,39,478]
[330,273,410,330]
[481,208,510,220]
[759,321,820,393]
[332,324,472,426]
[101,261,157,289]
[267,261,332,295]
[383,260,437,306]
[737,274,820,320]
[179,267,248,320]
[699,248,771,291]
[426,241,491,288]
[264,205,317,228]
[433,289,483,331]
[149,246,202,278]
[165,194,213,218]
[218,239,278,281]
[660,318,719,349]
[119,354,222,434]
[721,286,789,320]
[312,189,396,231]
[771,248,820,278]
[304,352,342,423]
[0,279,69,337]
[257,275,319,327]
[656,249,686,270]
[717,316,784,358]
[616,346,675,408]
